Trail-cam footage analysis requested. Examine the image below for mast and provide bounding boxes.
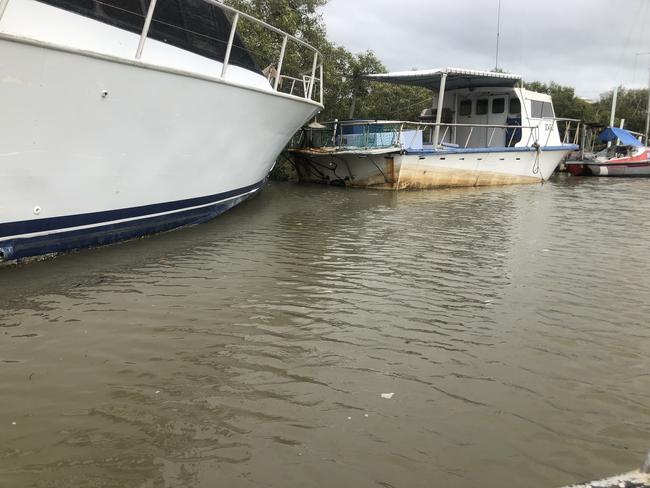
[495,0,501,70]
[608,86,618,148]
[645,68,650,145]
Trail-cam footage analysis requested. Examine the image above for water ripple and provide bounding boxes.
[1,177,649,487]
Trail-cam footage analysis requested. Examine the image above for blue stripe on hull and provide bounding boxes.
[0,180,265,239]
[0,181,264,262]
[407,144,578,156]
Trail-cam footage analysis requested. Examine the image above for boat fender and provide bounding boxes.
[0,245,15,262]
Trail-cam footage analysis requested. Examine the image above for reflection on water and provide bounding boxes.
[1,177,649,488]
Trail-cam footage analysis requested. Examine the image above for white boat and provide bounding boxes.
[290,68,577,189]
[0,0,323,262]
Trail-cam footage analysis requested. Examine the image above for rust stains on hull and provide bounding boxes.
[396,166,540,189]
[290,152,541,190]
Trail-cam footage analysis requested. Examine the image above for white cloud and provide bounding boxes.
[321,0,650,98]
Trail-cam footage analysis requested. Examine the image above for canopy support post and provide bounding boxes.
[433,72,448,148]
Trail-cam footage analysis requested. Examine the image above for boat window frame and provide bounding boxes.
[530,100,555,118]
[459,99,473,116]
[491,97,506,114]
[509,97,521,115]
[476,99,489,116]
[34,0,260,73]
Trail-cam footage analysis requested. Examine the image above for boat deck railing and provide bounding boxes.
[295,119,574,152]
[557,118,583,146]
[139,0,323,104]
[0,0,323,105]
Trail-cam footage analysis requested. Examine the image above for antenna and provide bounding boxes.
[495,0,501,70]
[634,52,650,145]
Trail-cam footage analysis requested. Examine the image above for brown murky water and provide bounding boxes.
[1,177,649,488]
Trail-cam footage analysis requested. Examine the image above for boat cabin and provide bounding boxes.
[366,68,562,151]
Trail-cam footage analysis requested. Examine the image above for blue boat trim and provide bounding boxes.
[0,180,265,261]
[0,179,265,239]
[405,144,578,156]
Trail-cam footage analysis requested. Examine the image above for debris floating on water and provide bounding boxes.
[381,393,394,399]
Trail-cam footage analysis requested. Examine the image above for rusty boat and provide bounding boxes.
[289,68,578,189]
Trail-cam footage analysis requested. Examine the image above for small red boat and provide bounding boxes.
[566,127,650,177]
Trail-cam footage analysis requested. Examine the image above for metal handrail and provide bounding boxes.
[318,120,543,130]
[303,119,550,152]
[139,0,323,104]
[0,0,323,104]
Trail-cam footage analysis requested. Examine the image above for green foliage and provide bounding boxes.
[592,87,649,133]
[525,81,650,134]
[223,0,430,122]
[223,0,327,101]
[223,0,650,178]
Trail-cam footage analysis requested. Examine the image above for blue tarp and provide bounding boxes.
[597,127,643,146]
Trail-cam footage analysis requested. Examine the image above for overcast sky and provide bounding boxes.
[321,0,650,99]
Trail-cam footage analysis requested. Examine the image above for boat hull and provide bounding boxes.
[292,146,573,189]
[0,36,320,262]
[585,162,650,177]
[568,147,650,177]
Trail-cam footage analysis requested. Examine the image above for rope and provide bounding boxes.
[532,143,541,176]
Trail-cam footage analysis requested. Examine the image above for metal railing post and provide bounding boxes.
[274,35,288,90]
[441,125,449,143]
[307,52,318,100]
[508,128,516,147]
[135,0,158,59]
[319,63,324,105]
[0,0,10,22]
[464,127,474,148]
[221,12,240,78]
[488,127,496,146]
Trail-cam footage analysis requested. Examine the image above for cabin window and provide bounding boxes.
[35,0,259,73]
[476,99,488,115]
[492,98,505,114]
[530,100,555,118]
[459,100,472,116]
[509,98,521,114]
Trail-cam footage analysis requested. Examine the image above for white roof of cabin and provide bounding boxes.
[365,68,522,90]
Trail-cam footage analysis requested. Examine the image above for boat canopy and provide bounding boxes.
[597,127,643,147]
[364,68,522,90]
